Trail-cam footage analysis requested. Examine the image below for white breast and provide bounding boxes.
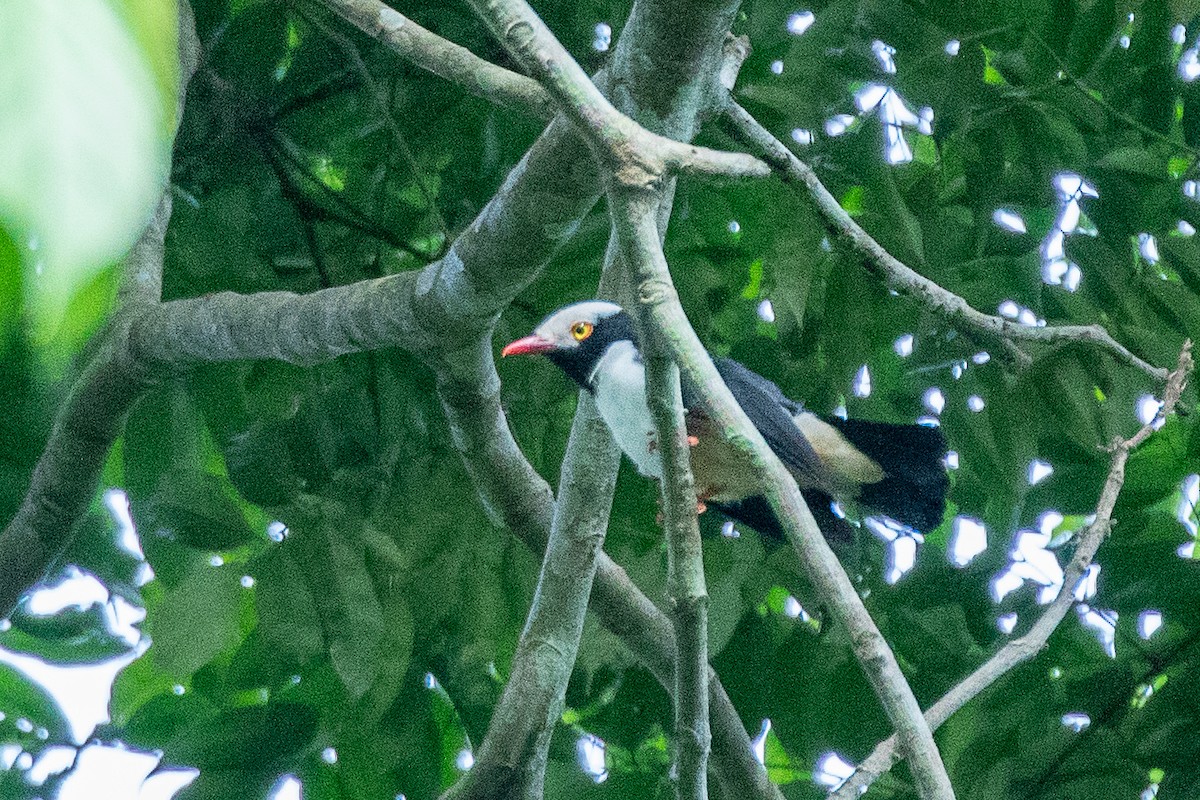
[591,341,662,479]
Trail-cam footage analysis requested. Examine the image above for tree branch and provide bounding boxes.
[435,1,779,794]
[723,101,1169,382]
[437,343,783,800]
[832,340,1194,799]
[608,191,957,800]
[462,0,949,795]
[434,334,783,800]
[618,193,712,800]
[316,0,557,120]
[650,351,712,800]
[3,0,605,616]
[440,394,620,800]
[466,0,768,184]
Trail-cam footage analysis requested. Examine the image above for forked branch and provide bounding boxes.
[724,100,1168,382]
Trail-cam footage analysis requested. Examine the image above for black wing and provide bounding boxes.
[682,357,822,484]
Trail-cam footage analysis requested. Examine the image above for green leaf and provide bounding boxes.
[0,662,69,742]
[148,563,246,677]
[1018,345,1111,456]
[243,361,309,423]
[428,678,472,790]
[761,725,807,785]
[167,702,319,770]
[0,0,171,325]
[142,470,258,551]
[0,227,19,339]
[357,592,414,728]
[252,547,326,673]
[891,603,985,674]
[116,690,217,752]
[172,770,276,800]
[1119,416,1197,510]
[123,385,209,500]
[110,0,180,127]
[109,649,178,728]
[286,503,386,700]
[982,46,1008,86]
[58,510,143,604]
[1094,147,1166,178]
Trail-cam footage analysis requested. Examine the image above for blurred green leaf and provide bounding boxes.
[0,0,171,325]
[761,725,807,785]
[2,601,133,664]
[167,701,318,770]
[141,469,258,551]
[148,563,246,677]
[252,545,326,673]
[58,509,143,603]
[428,678,473,790]
[286,503,386,700]
[1094,147,1166,178]
[173,770,276,800]
[357,592,414,728]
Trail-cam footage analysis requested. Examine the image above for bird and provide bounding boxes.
[501,300,948,540]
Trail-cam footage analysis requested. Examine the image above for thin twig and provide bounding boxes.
[299,2,450,243]
[832,340,1194,799]
[724,100,1169,382]
[1025,31,1200,160]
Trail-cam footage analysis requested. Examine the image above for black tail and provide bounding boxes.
[829,418,949,533]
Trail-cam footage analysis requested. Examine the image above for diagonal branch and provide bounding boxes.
[609,189,956,800]
[723,101,1169,382]
[316,0,557,120]
[464,0,952,795]
[439,393,620,800]
[831,340,1193,799]
[440,232,629,800]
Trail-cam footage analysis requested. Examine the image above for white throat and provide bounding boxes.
[591,341,662,479]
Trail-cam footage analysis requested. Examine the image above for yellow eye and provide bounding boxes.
[570,321,594,341]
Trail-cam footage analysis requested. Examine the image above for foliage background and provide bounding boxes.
[3,0,1200,798]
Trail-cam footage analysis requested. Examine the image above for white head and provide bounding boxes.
[501,300,636,388]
